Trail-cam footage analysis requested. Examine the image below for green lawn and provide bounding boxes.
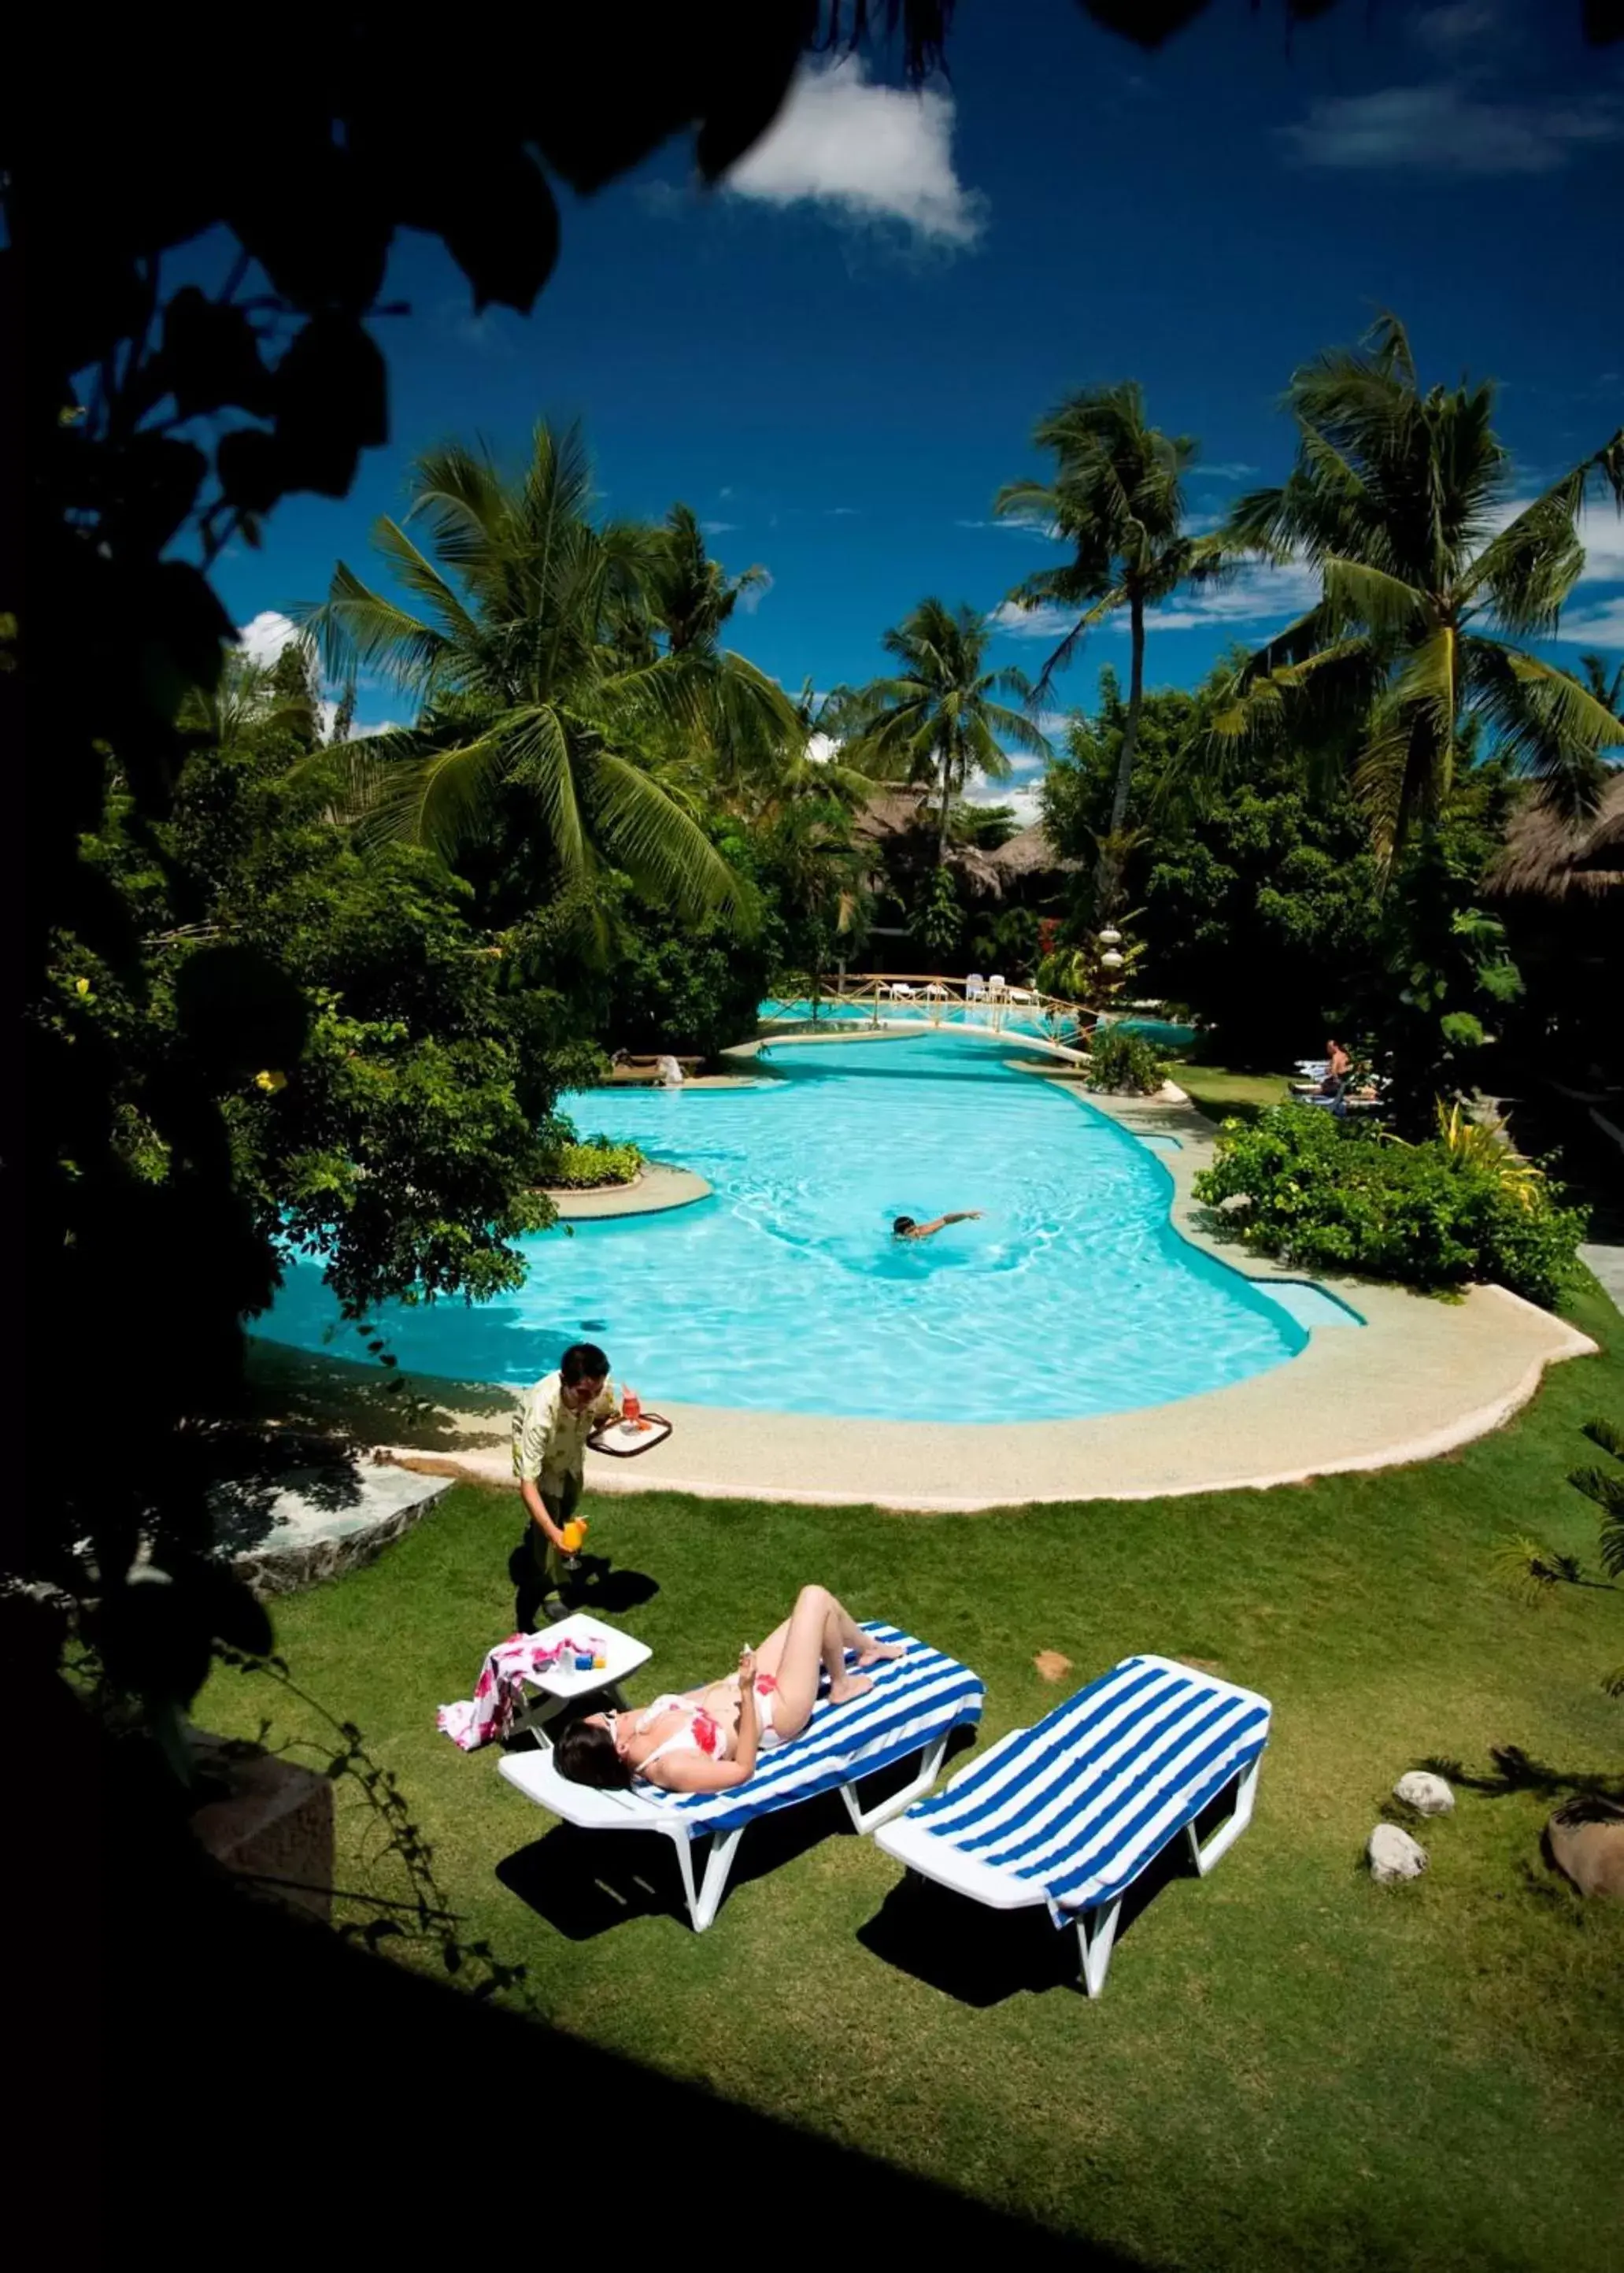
[1171,1062,1295,1124]
[202,1286,1624,2271]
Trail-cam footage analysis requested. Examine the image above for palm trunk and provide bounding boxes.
[1097,590,1145,914]
[1111,591,1145,835]
[938,746,953,866]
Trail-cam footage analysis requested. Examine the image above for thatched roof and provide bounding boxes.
[1486,774,1624,901]
[981,823,1078,883]
[853,786,933,843]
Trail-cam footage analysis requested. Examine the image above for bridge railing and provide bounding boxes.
[760,972,1098,1043]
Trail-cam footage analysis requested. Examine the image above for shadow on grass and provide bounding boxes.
[497,1729,979,1938]
[245,1332,516,1453]
[1420,1746,1624,1805]
[857,1831,1201,2009]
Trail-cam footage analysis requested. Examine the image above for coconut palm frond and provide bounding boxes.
[585,749,757,928]
[298,561,453,694]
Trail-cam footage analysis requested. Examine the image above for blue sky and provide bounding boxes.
[220,0,1624,813]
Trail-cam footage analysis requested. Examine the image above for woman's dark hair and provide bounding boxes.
[893,1216,916,1237]
[560,1342,610,1387]
[553,1718,634,1790]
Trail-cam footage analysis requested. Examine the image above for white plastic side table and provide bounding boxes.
[513,1613,652,1749]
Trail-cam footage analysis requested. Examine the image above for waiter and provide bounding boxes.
[512,1342,616,1627]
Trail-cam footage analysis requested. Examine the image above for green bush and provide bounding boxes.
[1192,1105,1584,1308]
[539,1136,643,1190]
[1085,1027,1167,1095]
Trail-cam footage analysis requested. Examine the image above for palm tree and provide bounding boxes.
[843,598,1049,864]
[994,383,1226,854]
[647,502,771,653]
[1578,650,1624,715]
[1208,315,1624,865]
[301,422,797,922]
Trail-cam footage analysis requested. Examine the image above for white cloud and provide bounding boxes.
[957,514,1062,541]
[736,568,774,614]
[967,781,1044,827]
[990,559,1321,642]
[987,600,1076,640]
[723,60,985,247]
[1411,2,1502,58]
[1194,461,1259,479]
[806,731,839,764]
[1554,594,1624,645]
[825,506,861,517]
[1280,83,1621,176]
[701,520,739,534]
[1137,560,1321,634]
[236,609,305,666]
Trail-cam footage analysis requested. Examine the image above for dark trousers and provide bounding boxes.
[512,1476,580,1630]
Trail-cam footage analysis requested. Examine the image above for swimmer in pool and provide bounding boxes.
[892,1211,983,1242]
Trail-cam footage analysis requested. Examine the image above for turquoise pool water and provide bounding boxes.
[259,1029,1311,1421]
[764,997,1078,1040]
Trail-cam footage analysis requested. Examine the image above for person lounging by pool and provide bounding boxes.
[892,1210,983,1241]
[551,1584,904,1794]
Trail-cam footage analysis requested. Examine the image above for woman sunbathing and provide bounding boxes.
[552,1584,904,1794]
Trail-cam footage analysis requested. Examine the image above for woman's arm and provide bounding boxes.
[731,1647,760,1779]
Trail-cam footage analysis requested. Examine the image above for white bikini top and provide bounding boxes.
[630,1694,726,1779]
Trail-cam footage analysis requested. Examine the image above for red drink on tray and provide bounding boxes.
[623,1386,643,1431]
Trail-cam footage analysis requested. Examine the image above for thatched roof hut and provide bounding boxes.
[852,790,1075,900]
[979,823,1078,888]
[1486,775,1624,901]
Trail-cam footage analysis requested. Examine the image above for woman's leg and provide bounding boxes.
[752,1586,871,1737]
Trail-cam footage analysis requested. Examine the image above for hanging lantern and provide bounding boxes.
[1101,949,1125,970]
[1097,927,1122,946]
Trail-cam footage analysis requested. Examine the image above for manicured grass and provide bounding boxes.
[201,1286,1624,2272]
[1173,1062,1295,1124]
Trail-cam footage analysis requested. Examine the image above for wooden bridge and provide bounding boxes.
[759,971,1100,1050]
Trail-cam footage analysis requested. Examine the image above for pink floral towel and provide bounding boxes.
[437,1630,605,1752]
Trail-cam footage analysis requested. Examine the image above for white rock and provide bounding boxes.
[1367,1823,1428,1883]
[1393,1771,1456,1817]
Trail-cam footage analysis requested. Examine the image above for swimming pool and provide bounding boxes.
[258,1029,1313,1422]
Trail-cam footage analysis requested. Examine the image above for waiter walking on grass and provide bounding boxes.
[512,1342,616,1627]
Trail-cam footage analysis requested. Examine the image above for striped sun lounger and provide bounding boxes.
[874,1654,1271,1996]
[500,1623,983,1932]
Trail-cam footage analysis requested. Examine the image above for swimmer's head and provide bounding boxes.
[893,1216,916,1238]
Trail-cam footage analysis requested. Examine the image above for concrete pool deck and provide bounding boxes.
[372,1072,1598,1512]
[546,1164,712,1220]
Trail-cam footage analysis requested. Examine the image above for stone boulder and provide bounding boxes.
[190,1733,335,1920]
[1393,1770,1455,1817]
[1367,1823,1428,1883]
[1546,1803,1624,1899]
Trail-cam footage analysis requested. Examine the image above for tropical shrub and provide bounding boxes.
[1085,1027,1167,1094]
[540,1136,643,1190]
[1193,1104,1584,1307]
[1492,1419,1624,1697]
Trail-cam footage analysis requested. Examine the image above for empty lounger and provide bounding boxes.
[874,1654,1271,1995]
[500,1623,982,1931]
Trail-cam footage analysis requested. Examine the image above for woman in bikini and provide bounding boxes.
[550,1584,904,1794]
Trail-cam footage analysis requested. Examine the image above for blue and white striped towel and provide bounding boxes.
[640,1623,983,1838]
[905,1655,1271,1924]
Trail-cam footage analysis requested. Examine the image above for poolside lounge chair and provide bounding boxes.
[499,1624,983,1932]
[965,973,987,1001]
[987,973,1008,996]
[886,981,916,1000]
[873,1654,1271,1997]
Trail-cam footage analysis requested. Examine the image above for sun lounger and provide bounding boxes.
[965,973,987,1001]
[874,1654,1271,1996]
[499,1623,983,1931]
